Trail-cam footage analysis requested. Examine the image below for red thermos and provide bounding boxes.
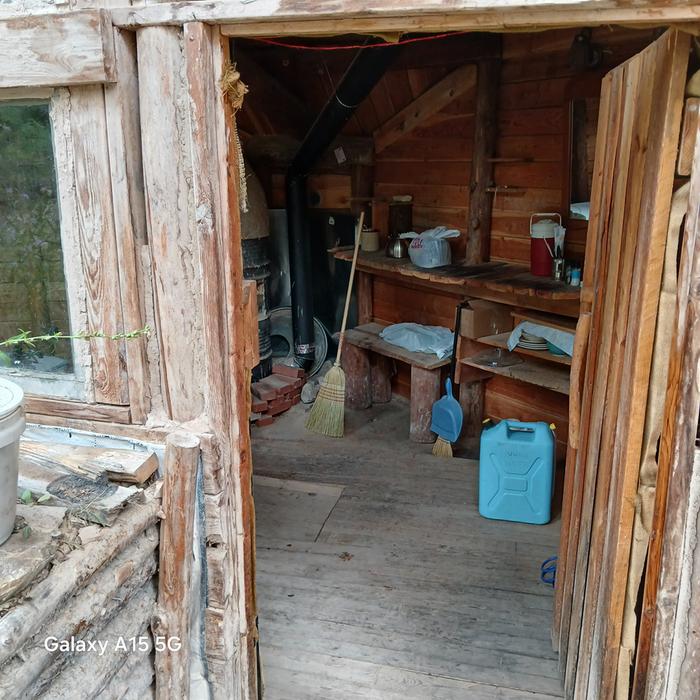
[530,213,563,277]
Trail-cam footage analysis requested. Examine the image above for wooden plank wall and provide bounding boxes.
[490,28,657,265]
[372,71,475,258]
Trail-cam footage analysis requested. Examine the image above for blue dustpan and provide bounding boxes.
[430,378,463,443]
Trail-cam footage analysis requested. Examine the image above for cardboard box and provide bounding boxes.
[460,300,514,339]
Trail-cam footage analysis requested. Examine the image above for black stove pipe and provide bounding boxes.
[286,43,402,369]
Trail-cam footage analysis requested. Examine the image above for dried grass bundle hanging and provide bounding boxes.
[220,62,249,212]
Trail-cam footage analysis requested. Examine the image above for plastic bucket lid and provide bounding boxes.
[0,378,25,448]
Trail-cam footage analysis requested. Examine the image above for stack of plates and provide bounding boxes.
[518,331,549,351]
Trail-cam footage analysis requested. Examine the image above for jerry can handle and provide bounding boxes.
[505,420,536,433]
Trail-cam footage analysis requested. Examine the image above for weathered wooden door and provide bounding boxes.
[552,29,690,699]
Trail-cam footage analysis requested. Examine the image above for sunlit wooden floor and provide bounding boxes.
[252,399,563,699]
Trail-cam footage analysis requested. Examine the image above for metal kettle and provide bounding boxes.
[385,235,408,259]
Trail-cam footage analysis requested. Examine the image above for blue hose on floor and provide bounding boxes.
[540,556,557,587]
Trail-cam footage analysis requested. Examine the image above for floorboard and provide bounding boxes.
[252,398,564,699]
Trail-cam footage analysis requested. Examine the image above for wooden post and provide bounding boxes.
[371,355,393,403]
[457,381,485,457]
[409,366,441,443]
[342,344,372,409]
[465,47,501,265]
[153,432,201,700]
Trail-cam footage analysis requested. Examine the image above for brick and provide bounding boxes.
[255,415,275,427]
[267,398,292,416]
[256,374,299,398]
[251,396,268,413]
[251,381,277,402]
[272,363,306,380]
[291,395,301,405]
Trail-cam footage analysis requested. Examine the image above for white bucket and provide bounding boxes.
[0,378,26,545]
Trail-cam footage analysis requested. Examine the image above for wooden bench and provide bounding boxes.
[341,322,450,443]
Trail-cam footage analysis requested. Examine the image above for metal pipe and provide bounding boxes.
[286,43,401,369]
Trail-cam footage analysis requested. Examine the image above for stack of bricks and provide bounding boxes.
[250,364,307,427]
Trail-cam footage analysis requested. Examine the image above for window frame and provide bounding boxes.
[0,87,94,402]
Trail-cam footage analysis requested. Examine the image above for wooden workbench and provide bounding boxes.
[334,249,581,318]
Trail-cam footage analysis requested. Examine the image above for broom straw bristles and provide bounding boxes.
[305,364,346,437]
[432,436,453,458]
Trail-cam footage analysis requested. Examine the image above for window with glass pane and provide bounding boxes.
[0,103,73,374]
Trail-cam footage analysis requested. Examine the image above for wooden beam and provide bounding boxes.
[24,396,131,424]
[0,11,115,89]
[466,50,501,264]
[104,28,151,422]
[68,85,130,405]
[153,432,200,700]
[212,30,258,698]
[374,65,477,154]
[243,134,374,169]
[111,1,700,32]
[137,27,207,422]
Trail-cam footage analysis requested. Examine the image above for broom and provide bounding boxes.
[306,211,365,437]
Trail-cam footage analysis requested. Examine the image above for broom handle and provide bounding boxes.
[335,211,365,365]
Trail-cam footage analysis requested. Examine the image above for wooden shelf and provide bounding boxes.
[477,332,572,366]
[460,355,570,395]
[333,250,581,317]
[511,309,578,332]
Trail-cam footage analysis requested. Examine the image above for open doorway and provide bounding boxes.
[228,26,676,697]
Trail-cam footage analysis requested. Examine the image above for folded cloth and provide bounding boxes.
[380,323,454,359]
[507,321,575,356]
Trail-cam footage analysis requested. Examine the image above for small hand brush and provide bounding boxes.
[432,435,453,458]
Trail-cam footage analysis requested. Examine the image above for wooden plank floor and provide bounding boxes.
[252,398,564,699]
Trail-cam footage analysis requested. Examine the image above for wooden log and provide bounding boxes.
[0,11,115,89]
[0,527,158,697]
[409,366,441,443]
[0,484,160,666]
[27,581,157,699]
[370,354,393,404]
[374,65,477,153]
[0,505,67,606]
[466,49,501,264]
[95,644,156,700]
[153,432,200,700]
[342,343,372,410]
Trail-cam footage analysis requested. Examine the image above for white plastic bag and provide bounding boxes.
[380,323,454,359]
[400,226,460,268]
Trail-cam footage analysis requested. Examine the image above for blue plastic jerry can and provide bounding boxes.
[479,419,555,525]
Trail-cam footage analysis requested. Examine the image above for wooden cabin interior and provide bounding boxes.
[232,25,698,699]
